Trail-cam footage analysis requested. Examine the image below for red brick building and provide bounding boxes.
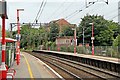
[56,36,74,46]
[50,18,76,33]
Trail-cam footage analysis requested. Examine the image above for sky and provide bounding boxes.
[0,0,120,30]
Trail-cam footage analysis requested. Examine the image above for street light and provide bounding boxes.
[16,9,24,65]
[82,27,85,46]
[89,22,94,55]
[72,27,77,54]
[0,0,8,79]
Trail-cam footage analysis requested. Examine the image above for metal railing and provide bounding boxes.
[42,45,120,58]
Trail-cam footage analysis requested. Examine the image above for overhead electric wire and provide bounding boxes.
[37,0,47,21]
[70,3,107,22]
[45,0,95,22]
[65,9,83,20]
[104,9,118,19]
[67,0,109,23]
[109,14,119,20]
[65,10,78,19]
[64,1,96,21]
[64,5,86,20]
[33,0,45,23]
[64,5,88,20]
[65,0,109,22]
[54,2,74,19]
[46,0,67,21]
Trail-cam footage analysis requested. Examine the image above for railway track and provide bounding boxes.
[28,52,120,80]
[45,54,120,78]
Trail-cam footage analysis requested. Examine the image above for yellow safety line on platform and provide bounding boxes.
[23,54,34,80]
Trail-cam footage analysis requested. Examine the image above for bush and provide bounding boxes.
[59,46,74,53]
[77,46,88,54]
[51,42,56,51]
[68,46,74,53]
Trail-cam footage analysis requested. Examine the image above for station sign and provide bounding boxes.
[91,37,95,40]
[0,1,7,18]
[16,34,21,41]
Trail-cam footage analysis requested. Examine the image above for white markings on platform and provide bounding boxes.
[29,53,65,80]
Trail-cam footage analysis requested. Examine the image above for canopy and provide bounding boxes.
[0,37,17,42]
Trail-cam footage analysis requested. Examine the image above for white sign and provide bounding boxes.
[91,37,95,40]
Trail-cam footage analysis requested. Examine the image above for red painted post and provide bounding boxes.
[74,28,76,54]
[72,27,76,54]
[16,9,20,65]
[16,9,24,65]
[1,15,7,79]
[92,22,94,55]
[57,38,60,51]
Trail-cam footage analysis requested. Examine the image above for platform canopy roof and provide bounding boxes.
[0,37,17,42]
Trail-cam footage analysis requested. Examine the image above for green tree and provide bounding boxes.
[107,21,120,39]
[78,14,118,46]
[113,35,120,46]
[6,30,11,37]
[62,26,74,36]
[49,23,59,42]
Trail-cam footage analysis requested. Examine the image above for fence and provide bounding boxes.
[0,42,16,67]
[42,45,120,58]
[77,46,119,58]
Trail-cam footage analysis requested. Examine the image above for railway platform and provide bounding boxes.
[10,52,61,79]
[38,50,120,64]
[33,50,120,74]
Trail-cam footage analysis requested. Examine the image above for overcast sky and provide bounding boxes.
[0,0,120,30]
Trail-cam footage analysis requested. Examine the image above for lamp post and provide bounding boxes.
[72,27,76,54]
[83,27,84,46]
[0,0,7,79]
[16,9,24,65]
[1,14,6,80]
[57,37,60,51]
[89,22,94,55]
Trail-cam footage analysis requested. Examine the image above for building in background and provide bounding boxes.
[56,36,74,47]
[49,18,76,33]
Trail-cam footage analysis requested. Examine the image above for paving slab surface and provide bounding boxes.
[11,52,58,79]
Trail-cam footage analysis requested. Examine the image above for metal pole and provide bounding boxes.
[10,23,12,37]
[92,22,94,55]
[74,28,76,54]
[58,38,60,51]
[16,9,20,65]
[83,27,84,46]
[1,15,7,79]
[57,38,58,51]
[16,9,24,65]
[58,43,60,51]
